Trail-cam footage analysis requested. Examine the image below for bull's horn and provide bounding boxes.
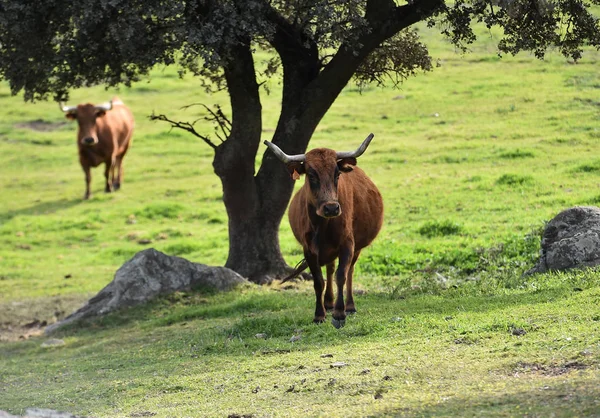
[59,102,77,113]
[336,133,375,159]
[95,100,113,112]
[264,140,306,163]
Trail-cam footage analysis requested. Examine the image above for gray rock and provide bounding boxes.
[40,339,65,348]
[0,409,83,418]
[528,206,600,274]
[46,248,247,334]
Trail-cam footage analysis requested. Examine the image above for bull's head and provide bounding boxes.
[60,101,113,146]
[265,133,374,218]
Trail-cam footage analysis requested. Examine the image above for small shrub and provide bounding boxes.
[432,155,467,164]
[495,174,533,186]
[499,150,535,159]
[418,220,463,238]
[496,104,516,114]
[573,160,600,174]
[136,202,184,219]
[164,241,201,256]
[585,195,600,205]
[111,247,138,261]
[465,175,482,182]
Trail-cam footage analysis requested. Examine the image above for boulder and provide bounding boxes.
[46,248,247,334]
[528,206,600,274]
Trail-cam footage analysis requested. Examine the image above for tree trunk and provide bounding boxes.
[214,1,444,284]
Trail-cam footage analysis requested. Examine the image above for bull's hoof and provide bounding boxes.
[313,317,326,324]
[113,182,121,191]
[325,305,334,312]
[345,308,357,315]
[331,318,346,329]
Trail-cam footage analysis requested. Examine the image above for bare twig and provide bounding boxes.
[180,103,231,143]
[149,112,218,150]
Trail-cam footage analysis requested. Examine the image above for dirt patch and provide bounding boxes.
[15,119,68,132]
[0,294,89,342]
[0,320,47,342]
[514,361,588,376]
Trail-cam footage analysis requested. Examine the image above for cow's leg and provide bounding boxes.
[305,251,326,323]
[332,245,353,328]
[113,155,123,191]
[324,262,335,311]
[82,164,92,200]
[104,160,112,193]
[115,140,131,191]
[345,250,361,314]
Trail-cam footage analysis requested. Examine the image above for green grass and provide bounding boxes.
[1,23,600,417]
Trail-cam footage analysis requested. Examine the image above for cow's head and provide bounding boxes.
[60,101,113,146]
[265,133,374,218]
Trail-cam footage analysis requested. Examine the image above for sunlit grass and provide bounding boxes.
[1,23,600,417]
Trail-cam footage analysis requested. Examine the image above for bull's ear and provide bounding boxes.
[65,112,77,120]
[338,157,357,172]
[95,110,106,117]
[286,162,305,181]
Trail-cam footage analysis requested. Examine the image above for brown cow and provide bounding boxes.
[60,96,134,199]
[265,134,384,328]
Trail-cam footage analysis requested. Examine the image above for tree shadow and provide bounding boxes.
[370,378,600,417]
[1,197,82,222]
[47,282,581,340]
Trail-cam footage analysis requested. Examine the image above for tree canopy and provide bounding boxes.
[1,0,599,283]
[2,0,598,102]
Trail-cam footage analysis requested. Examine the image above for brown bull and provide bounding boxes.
[265,134,384,328]
[61,96,134,199]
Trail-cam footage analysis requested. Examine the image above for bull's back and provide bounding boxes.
[287,167,383,254]
[344,167,383,250]
[97,101,134,153]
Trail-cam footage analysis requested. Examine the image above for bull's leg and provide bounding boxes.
[113,155,123,191]
[82,165,92,200]
[345,250,361,314]
[104,160,113,193]
[305,251,326,323]
[324,262,335,311]
[332,246,353,328]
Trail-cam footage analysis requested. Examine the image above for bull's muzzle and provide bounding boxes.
[321,202,341,218]
[82,137,97,146]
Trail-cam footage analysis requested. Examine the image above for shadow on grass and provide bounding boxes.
[0,197,82,221]
[373,379,600,417]
[50,281,582,341]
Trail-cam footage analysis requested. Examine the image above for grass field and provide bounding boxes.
[1,24,600,417]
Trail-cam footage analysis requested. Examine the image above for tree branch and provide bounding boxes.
[180,103,232,143]
[149,112,218,150]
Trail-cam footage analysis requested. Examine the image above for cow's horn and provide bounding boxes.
[59,102,77,113]
[264,141,306,163]
[336,133,375,159]
[95,100,113,112]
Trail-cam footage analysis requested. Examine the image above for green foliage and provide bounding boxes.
[136,202,184,220]
[495,173,534,186]
[418,220,464,238]
[163,241,202,256]
[573,160,600,174]
[499,149,535,159]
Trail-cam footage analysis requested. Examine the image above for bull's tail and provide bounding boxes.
[280,259,309,284]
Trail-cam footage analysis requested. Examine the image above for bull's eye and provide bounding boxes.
[308,173,319,190]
